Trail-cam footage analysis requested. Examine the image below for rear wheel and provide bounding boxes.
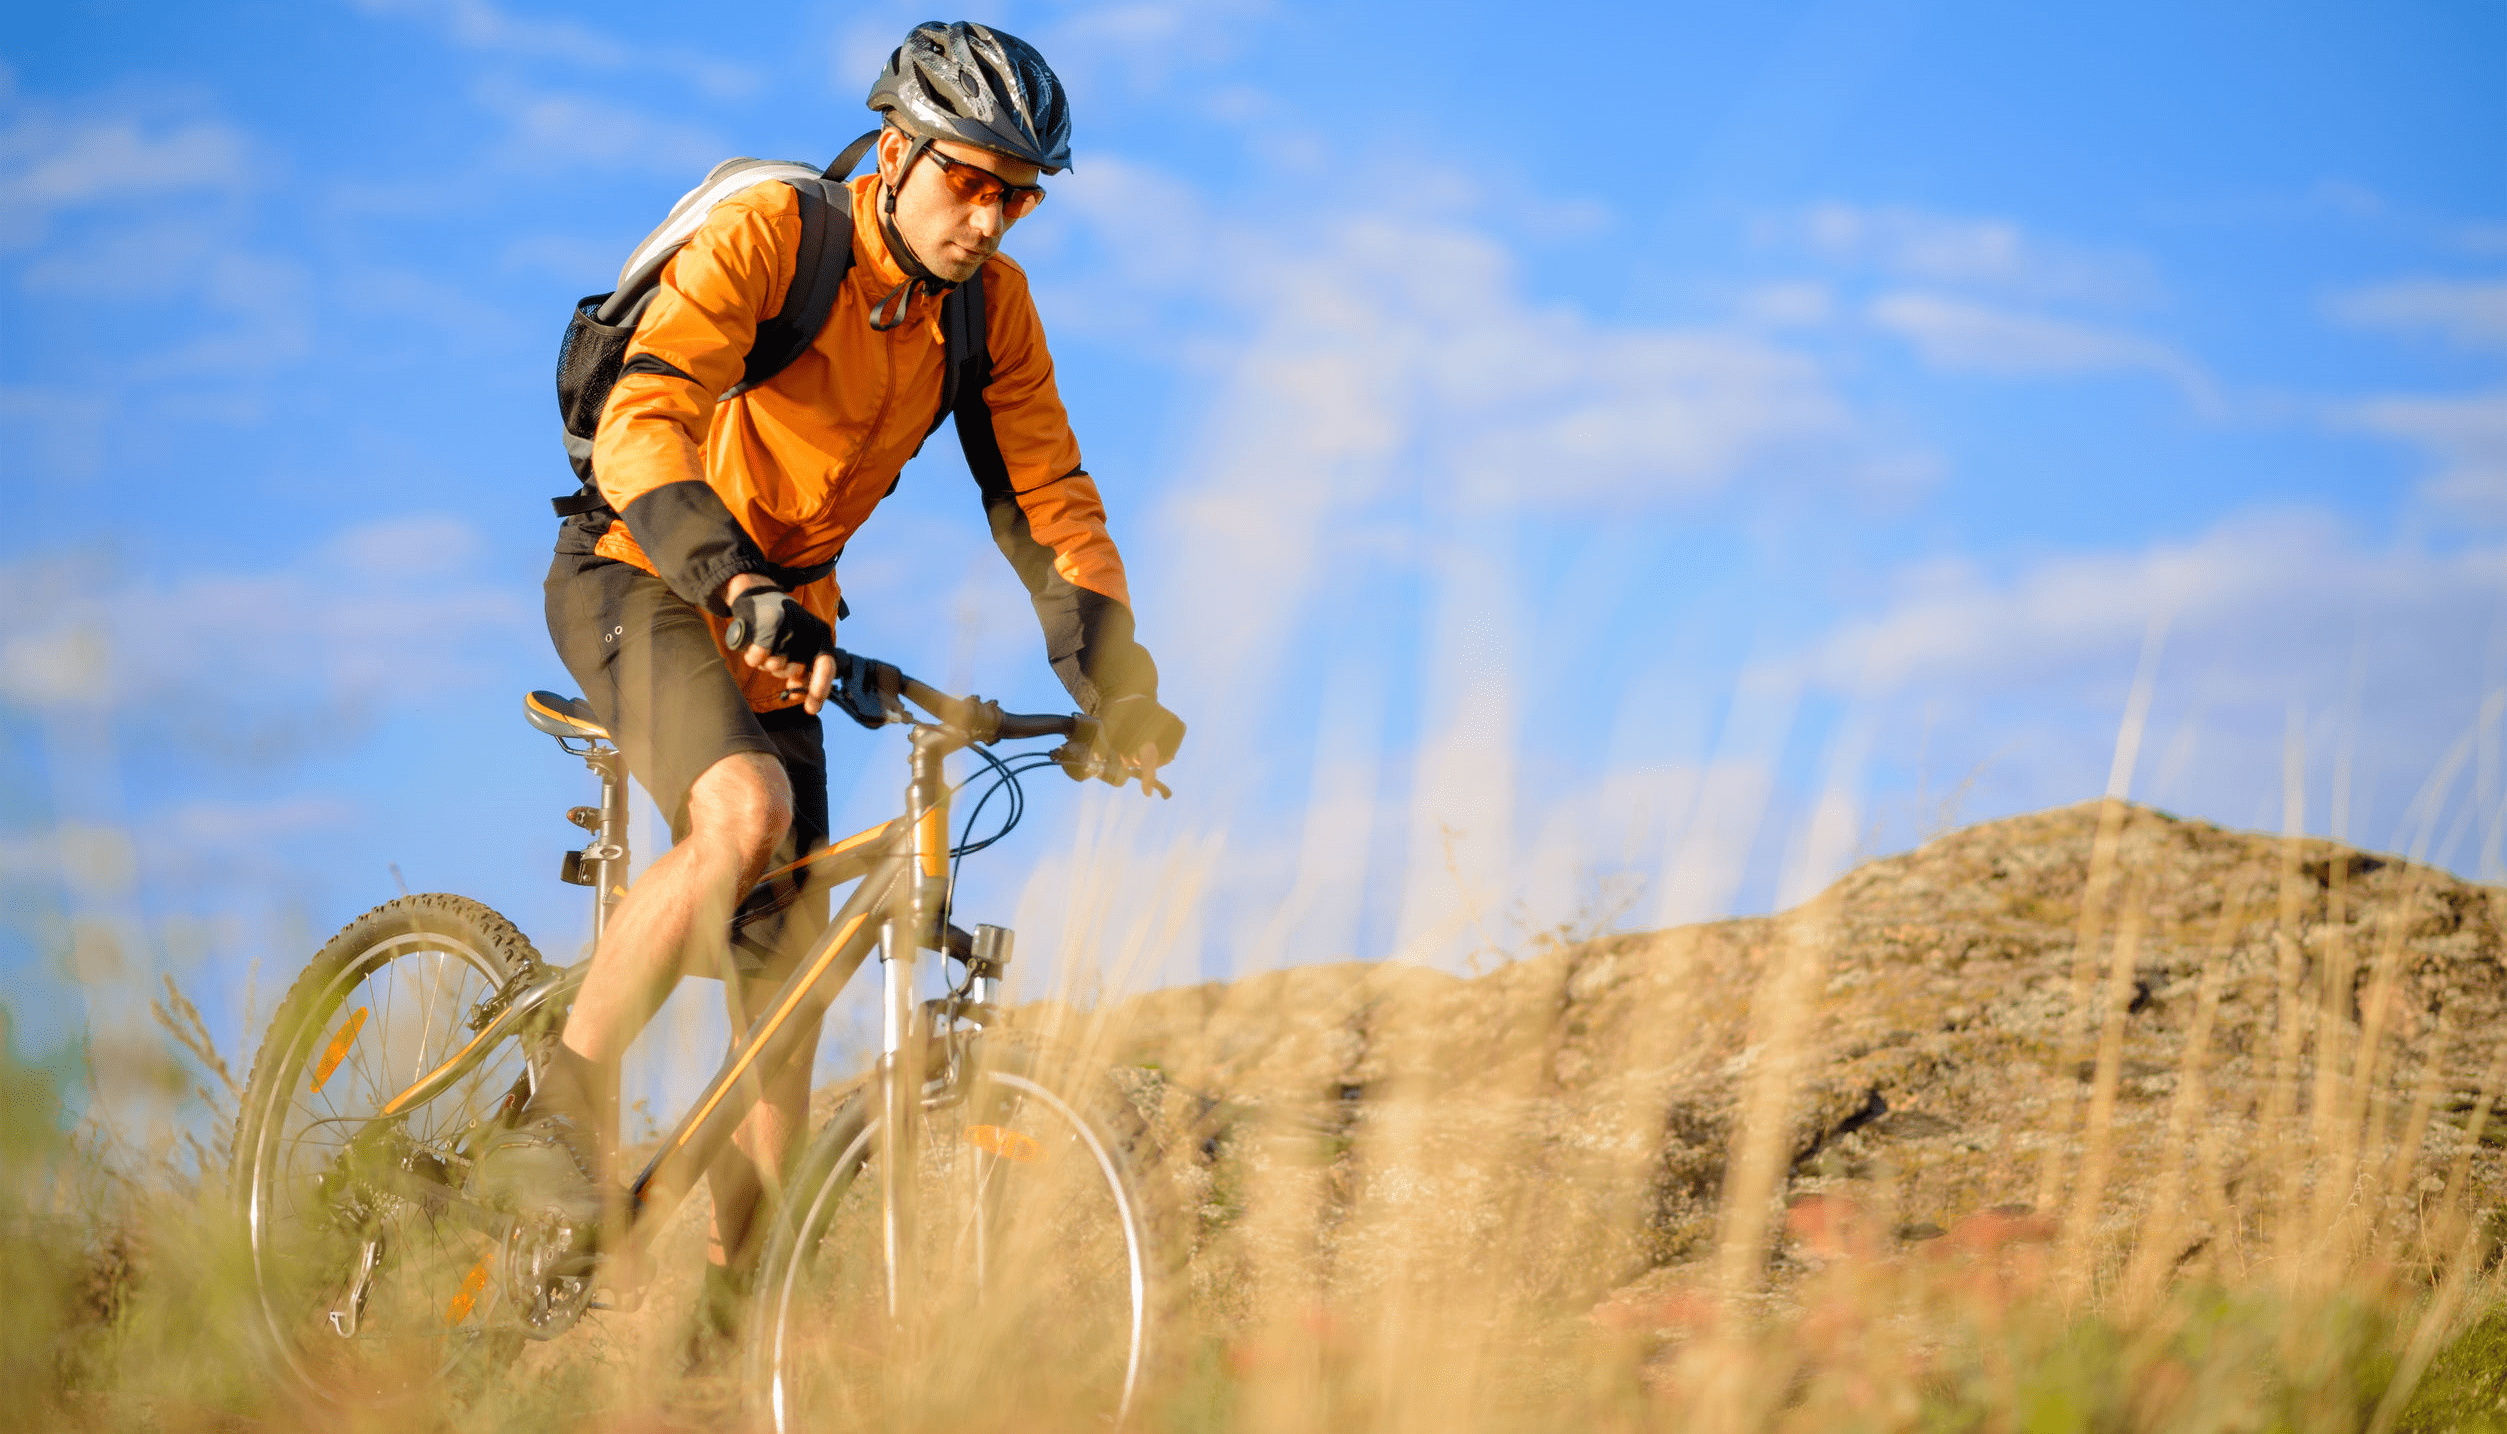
[233,894,550,1401]
[749,1036,1161,1430]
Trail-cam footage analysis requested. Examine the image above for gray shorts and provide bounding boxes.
[544,551,832,973]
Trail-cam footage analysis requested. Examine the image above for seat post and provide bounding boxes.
[585,748,632,945]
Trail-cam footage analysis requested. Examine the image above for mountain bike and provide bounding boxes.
[231,650,1165,1427]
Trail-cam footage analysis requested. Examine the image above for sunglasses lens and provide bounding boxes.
[938,165,999,206]
[929,157,1044,218]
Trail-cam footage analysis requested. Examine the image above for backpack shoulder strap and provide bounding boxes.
[726,177,852,398]
[722,133,877,399]
[930,266,992,435]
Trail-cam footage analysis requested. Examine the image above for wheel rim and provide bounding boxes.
[761,1069,1152,1430]
[243,929,529,1398]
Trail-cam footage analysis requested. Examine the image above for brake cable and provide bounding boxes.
[937,743,1064,961]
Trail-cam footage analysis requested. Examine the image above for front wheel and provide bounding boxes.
[232,894,550,1401]
[747,1036,1163,1430]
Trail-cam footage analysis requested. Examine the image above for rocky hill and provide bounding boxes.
[1083,801,2507,1314]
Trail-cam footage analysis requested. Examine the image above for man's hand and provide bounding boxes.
[723,575,838,715]
[1101,693,1184,797]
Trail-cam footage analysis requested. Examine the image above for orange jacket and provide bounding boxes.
[579,173,1151,715]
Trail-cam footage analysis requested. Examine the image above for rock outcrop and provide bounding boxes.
[1077,802,2507,1312]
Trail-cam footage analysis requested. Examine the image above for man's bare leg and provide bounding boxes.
[478,749,793,1240]
[704,972,820,1269]
[681,950,820,1371]
[520,751,792,1194]
[562,748,793,1063]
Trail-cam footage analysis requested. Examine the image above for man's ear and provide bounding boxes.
[874,127,905,185]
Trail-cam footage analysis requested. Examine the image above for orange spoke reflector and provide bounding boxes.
[445,1255,494,1325]
[962,1125,1042,1162]
[311,1007,370,1093]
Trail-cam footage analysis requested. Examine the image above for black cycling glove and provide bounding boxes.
[1101,692,1186,765]
[725,585,834,667]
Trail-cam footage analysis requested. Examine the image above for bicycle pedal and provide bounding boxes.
[585,1288,645,1313]
[523,1272,593,1340]
[586,1261,651,1313]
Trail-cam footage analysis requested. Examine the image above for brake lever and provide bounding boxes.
[1045,740,1169,798]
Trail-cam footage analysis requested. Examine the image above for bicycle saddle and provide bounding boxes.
[524,691,611,741]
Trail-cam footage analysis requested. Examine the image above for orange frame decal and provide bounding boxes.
[758,821,894,885]
[963,1124,1042,1162]
[444,1255,493,1324]
[665,911,871,1155]
[311,1007,369,1093]
[916,804,949,878]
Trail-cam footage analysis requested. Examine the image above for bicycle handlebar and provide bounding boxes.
[875,661,1078,744]
[708,636,1162,792]
[819,647,1167,797]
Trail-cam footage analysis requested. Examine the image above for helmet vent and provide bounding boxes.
[864,21,1073,173]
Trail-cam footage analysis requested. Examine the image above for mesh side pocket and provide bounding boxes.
[556,292,635,444]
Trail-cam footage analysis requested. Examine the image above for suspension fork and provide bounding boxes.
[877,725,955,1322]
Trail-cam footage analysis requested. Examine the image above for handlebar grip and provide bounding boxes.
[725,617,751,650]
[995,712,1076,741]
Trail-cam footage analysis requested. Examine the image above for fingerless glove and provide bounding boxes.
[725,585,834,666]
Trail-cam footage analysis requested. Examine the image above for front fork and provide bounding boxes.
[876,727,954,1322]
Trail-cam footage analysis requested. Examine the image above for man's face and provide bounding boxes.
[876,129,1043,284]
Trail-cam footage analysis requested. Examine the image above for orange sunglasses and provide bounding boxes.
[921,147,1048,220]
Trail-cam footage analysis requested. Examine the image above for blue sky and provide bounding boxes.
[4,1,2503,1101]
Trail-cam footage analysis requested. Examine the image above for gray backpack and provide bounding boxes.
[549,131,990,522]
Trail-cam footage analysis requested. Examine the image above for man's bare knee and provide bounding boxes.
[686,751,792,870]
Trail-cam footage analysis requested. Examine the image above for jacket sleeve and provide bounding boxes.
[591,187,798,613]
[955,260,1159,714]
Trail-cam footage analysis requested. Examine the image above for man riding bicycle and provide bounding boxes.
[483,21,1184,1356]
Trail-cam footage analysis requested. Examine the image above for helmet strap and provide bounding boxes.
[876,132,951,291]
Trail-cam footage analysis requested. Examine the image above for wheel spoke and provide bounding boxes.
[756,1050,1155,1430]
[238,899,546,1403]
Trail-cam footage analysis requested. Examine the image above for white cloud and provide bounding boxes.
[0,383,111,481]
[144,796,365,885]
[497,232,618,282]
[0,108,252,250]
[351,0,630,66]
[1055,160,1920,522]
[1017,159,1953,965]
[1731,281,1834,328]
[1867,290,2220,412]
[1797,508,2507,862]
[1041,0,1274,97]
[2329,277,2507,350]
[350,0,760,99]
[18,219,229,298]
[2346,389,2507,519]
[1806,510,2494,691]
[478,82,728,176]
[1765,202,2151,302]
[0,516,530,737]
[0,88,318,443]
[143,252,316,376]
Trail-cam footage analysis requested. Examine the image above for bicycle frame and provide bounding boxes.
[376,704,1016,1312]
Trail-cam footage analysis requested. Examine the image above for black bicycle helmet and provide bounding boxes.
[866,21,1073,174]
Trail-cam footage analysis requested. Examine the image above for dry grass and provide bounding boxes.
[11,799,2507,1433]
